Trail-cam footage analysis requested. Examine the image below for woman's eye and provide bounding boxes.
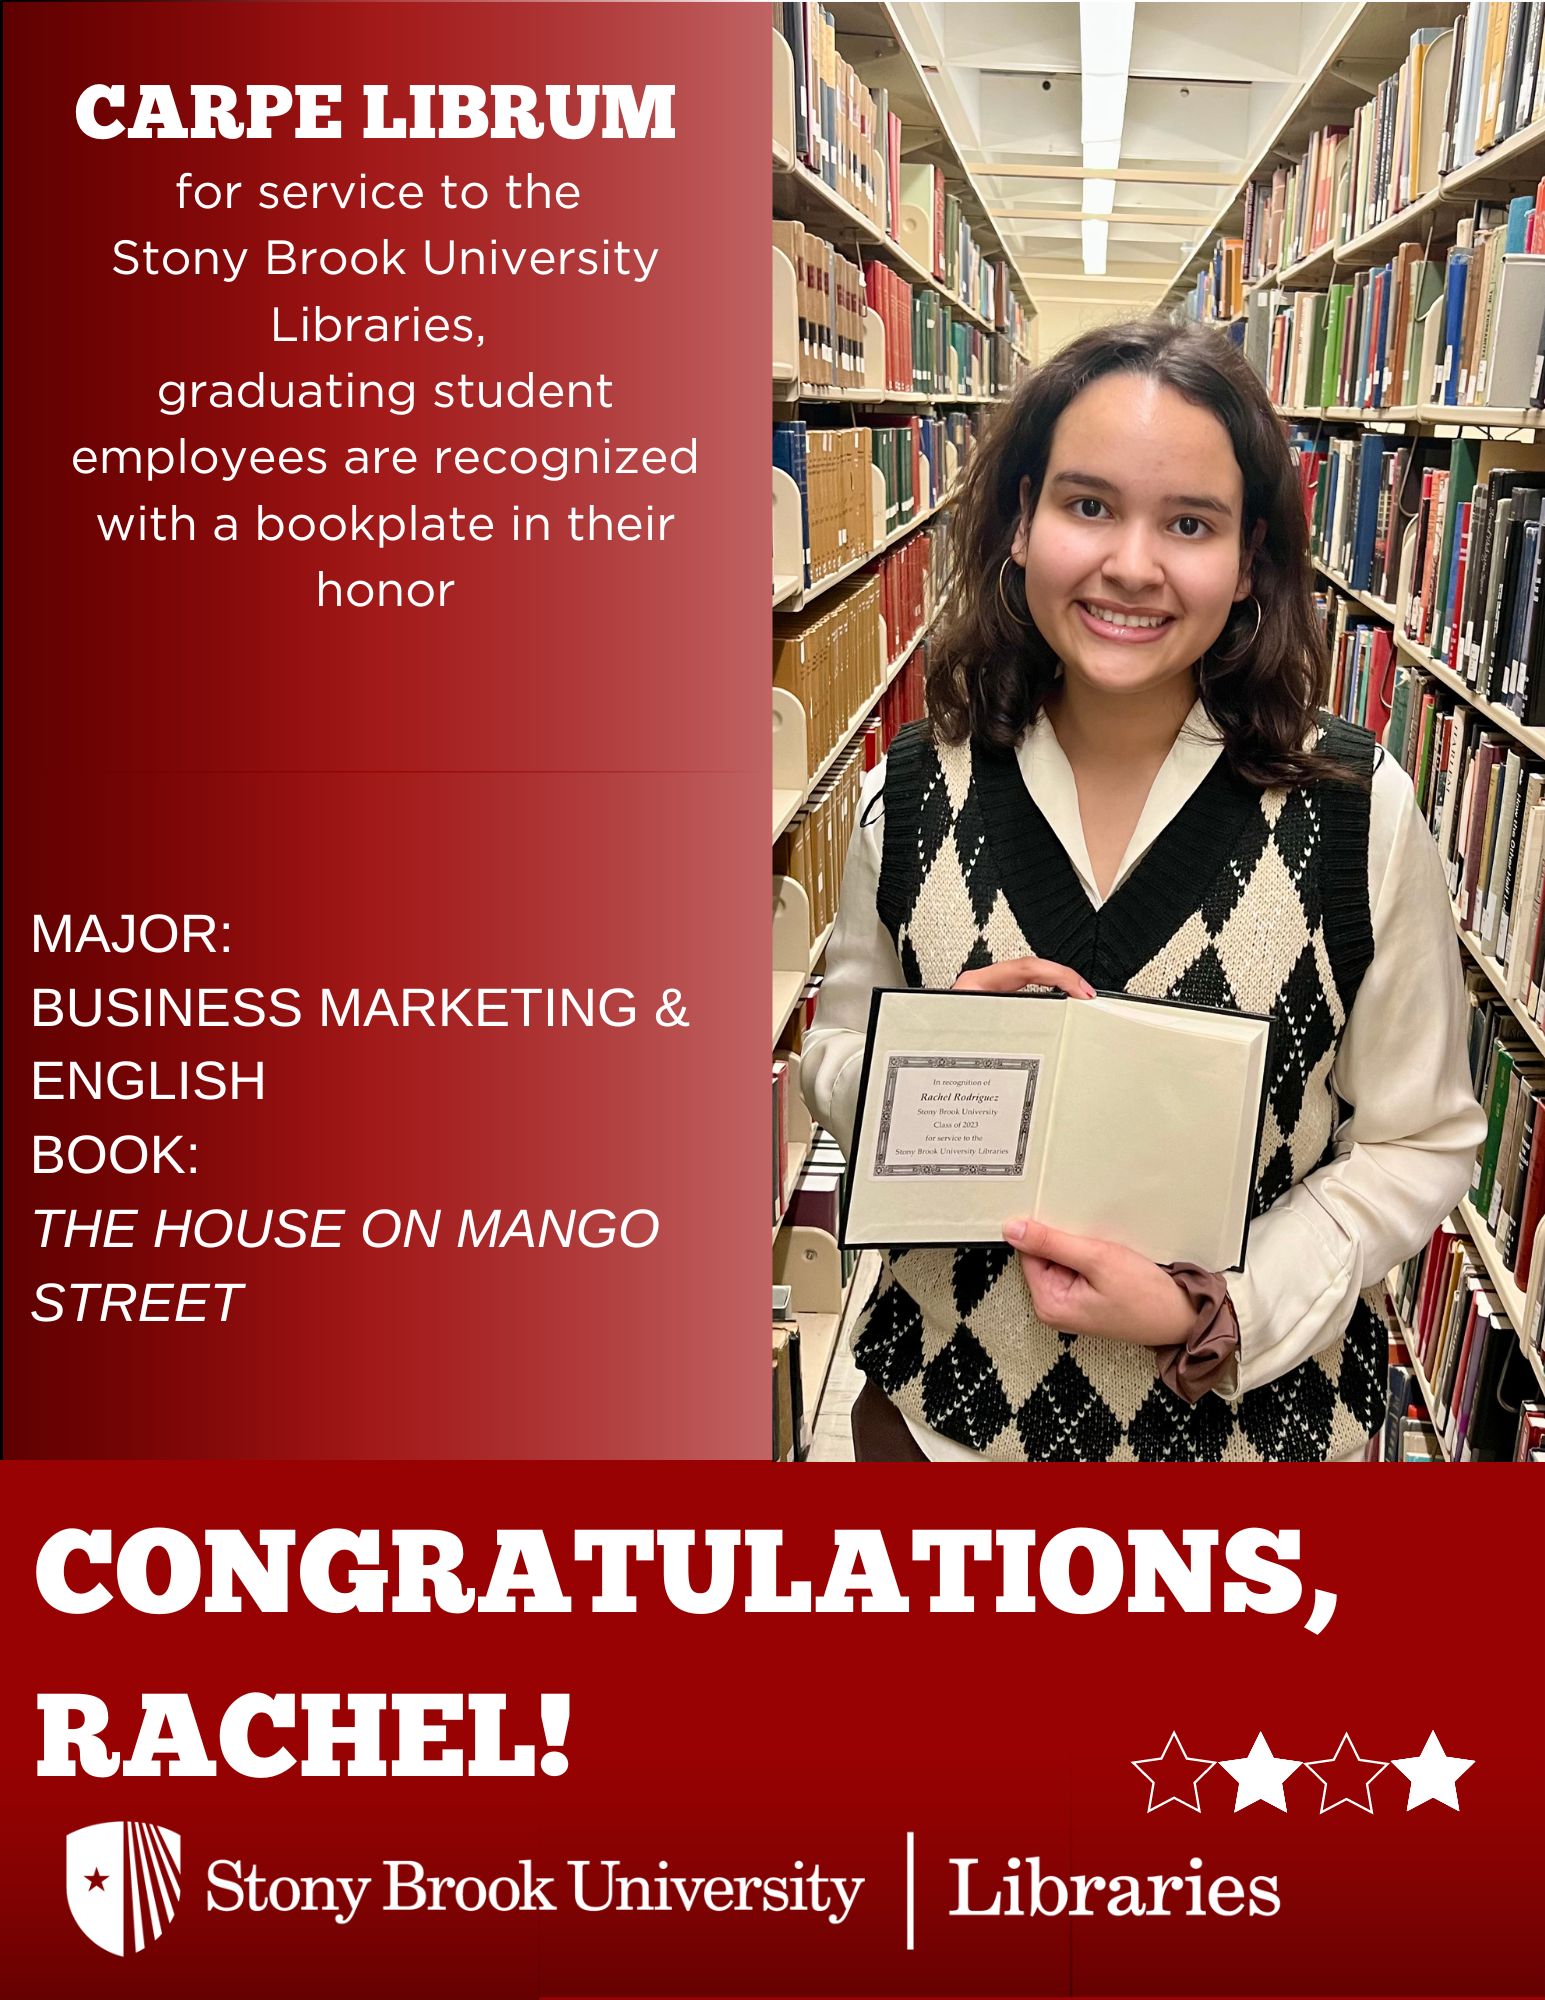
[1172,516,1209,538]
[1071,497,1108,520]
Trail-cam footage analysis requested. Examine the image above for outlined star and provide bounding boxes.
[1220,1732,1300,1811]
[1132,1731,1215,1812]
[1305,1733,1386,1813]
[84,1869,108,1891]
[1392,1732,1473,1811]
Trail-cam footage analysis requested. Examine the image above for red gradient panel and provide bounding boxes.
[2,1463,1540,1995]
[3,5,767,1456]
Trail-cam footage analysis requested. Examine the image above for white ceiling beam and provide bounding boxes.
[967,162,1243,185]
[994,207,1217,224]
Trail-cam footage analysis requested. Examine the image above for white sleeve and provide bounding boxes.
[800,758,904,1160]
[1225,753,1489,1397]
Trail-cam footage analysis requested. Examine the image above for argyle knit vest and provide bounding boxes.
[854,713,1383,1462]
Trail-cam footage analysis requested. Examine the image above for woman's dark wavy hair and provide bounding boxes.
[927,317,1347,790]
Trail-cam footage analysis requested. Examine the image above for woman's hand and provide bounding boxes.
[953,956,1096,998]
[1002,1218,1196,1346]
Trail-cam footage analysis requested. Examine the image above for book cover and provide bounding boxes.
[1441,246,1472,403]
[1484,255,1545,407]
[1475,1033,1516,1213]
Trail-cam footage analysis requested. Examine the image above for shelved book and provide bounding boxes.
[1343,22,1457,241]
[1318,594,1397,737]
[988,330,1028,398]
[1307,431,1451,599]
[1467,1003,1545,1280]
[797,973,823,1034]
[1389,1220,1537,1458]
[1306,252,1443,412]
[776,6,1026,332]
[775,12,1028,383]
[774,571,883,776]
[1255,289,1328,407]
[782,1131,859,1286]
[1184,236,1244,324]
[772,420,874,589]
[771,1311,809,1462]
[1241,176,1283,286]
[863,257,914,391]
[774,221,867,389]
[867,412,979,528]
[1380,1321,1438,1462]
[895,161,1001,326]
[854,621,930,785]
[1367,445,1545,733]
[1258,118,1348,274]
[1383,691,1545,1011]
[779,0,1029,351]
[995,284,1028,355]
[776,4,884,228]
[1389,1411,1445,1460]
[772,1058,794,1226]
[1239,9,1544,289]
[1515,1398,1545,1456]
[866,269,998,397]
[1451,467,1545,718]
[1250,230,1545,419]
[862,642,925,766]
[1432,216,1545,408]
[1438,1,1545,177]
[776,744,865,947]
[871,528,936,664]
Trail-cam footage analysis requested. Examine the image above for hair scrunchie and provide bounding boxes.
[1155,1264,1240,1404]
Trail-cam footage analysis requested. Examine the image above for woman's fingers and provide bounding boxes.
[1020,1256,1088,1328]
[1003,1217,1107,1274]
[952,956,1096,999]
[1007,1220,1108,1333]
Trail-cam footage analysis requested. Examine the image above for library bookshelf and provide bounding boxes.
[1168,5,1545,318]
[1286,407,1545,1432]
[769,5,1032,1455]
[1390,1201,1545,1455]
[1173,3,1545,1456]
[1295,469,1545,1445]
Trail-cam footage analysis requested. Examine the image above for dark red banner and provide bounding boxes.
[3,1,765,1460]
[2,1463,1540,1995]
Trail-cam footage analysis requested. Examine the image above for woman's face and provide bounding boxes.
[1012,373,1254,703]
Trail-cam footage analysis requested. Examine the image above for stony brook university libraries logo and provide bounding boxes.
[66,1822,181,1956]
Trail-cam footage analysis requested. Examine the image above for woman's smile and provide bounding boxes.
[1074,600,1177,643]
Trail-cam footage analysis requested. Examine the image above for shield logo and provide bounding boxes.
[66,1822,181,1955]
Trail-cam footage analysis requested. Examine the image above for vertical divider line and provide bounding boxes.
[905,1827,915,1951]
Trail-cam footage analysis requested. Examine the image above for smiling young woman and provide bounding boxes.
[801,319,1486,1465]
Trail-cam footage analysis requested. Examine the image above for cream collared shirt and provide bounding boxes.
[801,702,1488,1461]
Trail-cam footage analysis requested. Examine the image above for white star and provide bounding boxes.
[1220,1732,1300,1811]
[1391,1732,1473,1811]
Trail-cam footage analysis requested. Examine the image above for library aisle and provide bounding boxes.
[772,1,1545,1466]
[770,1,1034,1461]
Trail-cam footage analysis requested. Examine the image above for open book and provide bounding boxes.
[841,987,1275,1271]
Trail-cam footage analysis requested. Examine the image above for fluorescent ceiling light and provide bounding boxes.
[1079,2,1133,274]
[1080,0,1136,76]
[1080,72,1129,146]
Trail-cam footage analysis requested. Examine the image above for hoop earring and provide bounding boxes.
[996,555,1034,629]
[1213,594,1262,664]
